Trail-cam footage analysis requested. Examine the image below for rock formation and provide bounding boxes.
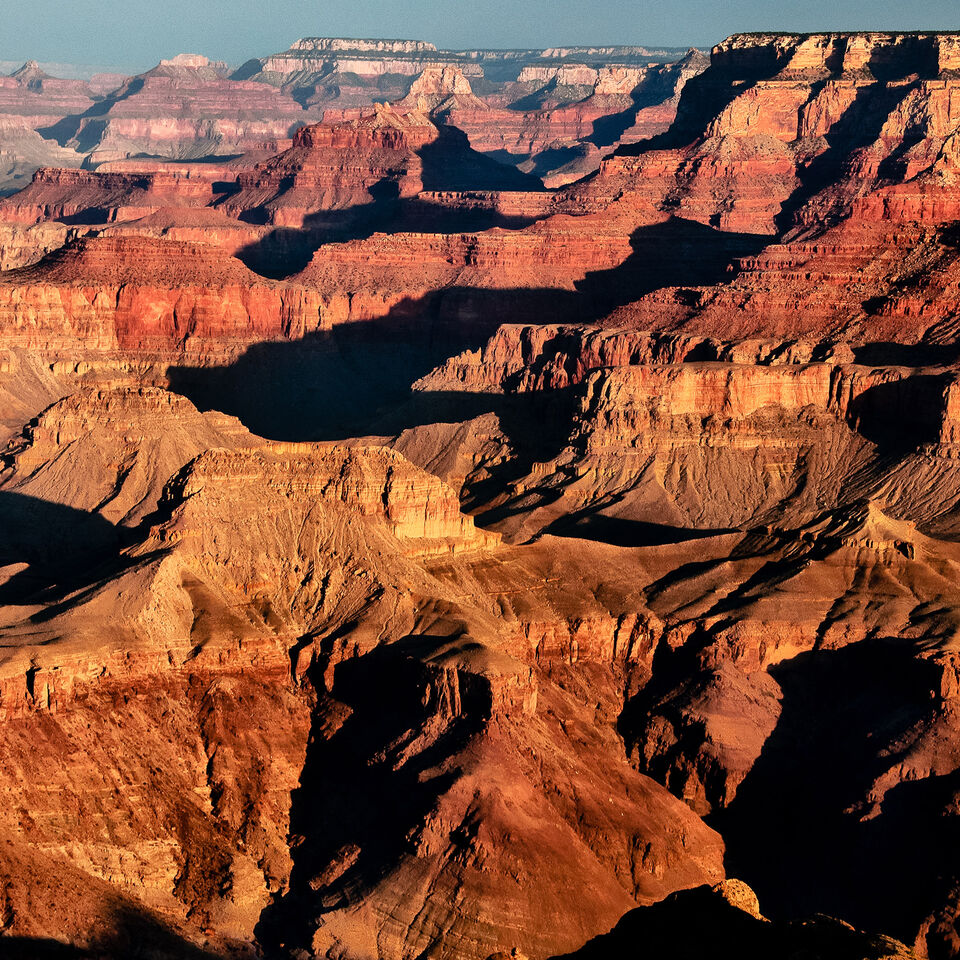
[0,40,704,211]
[551,880,916,959]
[41,56,313,165]
[0,62,91,194]
[3,27,960,960]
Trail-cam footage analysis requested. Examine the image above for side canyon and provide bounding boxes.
[1,29,959,960]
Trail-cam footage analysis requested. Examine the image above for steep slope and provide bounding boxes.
[0,62,90,194]
[5,28,960,960]
[220,103,542,230]
[0,234,299,359]
[446,51,708,186]
[1,384,255,524]
[0,387,725,959]
[42,55,315,165]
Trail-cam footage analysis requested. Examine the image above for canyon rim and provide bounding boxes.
[0,14,959,960]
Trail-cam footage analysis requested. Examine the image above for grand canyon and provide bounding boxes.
[1,24,959,960]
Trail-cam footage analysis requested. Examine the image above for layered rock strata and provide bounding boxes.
[4,28,960,960]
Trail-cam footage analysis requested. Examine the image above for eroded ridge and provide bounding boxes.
[1,29,960,960]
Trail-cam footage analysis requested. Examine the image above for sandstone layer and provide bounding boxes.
[3,28,960,960]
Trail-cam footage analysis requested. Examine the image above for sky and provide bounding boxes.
[1,0,959,72]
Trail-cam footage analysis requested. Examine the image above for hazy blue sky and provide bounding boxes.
[3,0,959,71]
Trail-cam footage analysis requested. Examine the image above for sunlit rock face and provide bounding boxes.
[3,29,960,960]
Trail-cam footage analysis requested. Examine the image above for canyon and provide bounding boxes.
[1,26,960,960]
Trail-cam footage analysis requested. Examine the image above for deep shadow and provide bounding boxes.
[233,178,405,277]
[395,195,544,233]
[586,62,703,153]
[575,217,769,316]
[235,191,545,279]
[168,317,581,515]
[0,491,121,606]
[617,623,718,782]
[91,903,228,959]
[167,303,504,441]
[230,59,262,82]
[876,126,927,182]
[458,387,582,526]
[514,80,563,113]
[57,207,116,226]
[0,901,227,959]
[851,341,960,366]
[0,939,90,959]
[588,102,648,151]
[0,488,172,615]
[845,374,949,453]
[417,124,546,193]
[774,64,920,232]
[711,639,954,946]
[550,882,917,959]
[937,220,960,251]
[234,177,399,230]
[255,640,484,957]
[506,144,588,181]
[38,78,147,147]
[172,217,768,447]
[171,217,768,456]
[549,513,734,547]
[863,34,941,82]
[232,121,546,278]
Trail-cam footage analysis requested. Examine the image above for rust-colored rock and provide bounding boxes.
[4,28,960,960]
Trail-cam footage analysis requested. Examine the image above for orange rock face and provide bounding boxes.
[5,28,960,960]
[221,106,450,227]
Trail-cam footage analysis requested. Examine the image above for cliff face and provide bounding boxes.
[56,60,312,164]
[0,220,79,269]
[569,32,960,235]
[5,29,960,960]
[435,53,706,186]
[402,352,960,959]
[0,166,227,224]
[0,42,704,206]
[221,106,443,227]
[239,35,680,97]
[0,235,307,358]
[2,384,255,524]
[0,65,89,193]
[0,385,726,959]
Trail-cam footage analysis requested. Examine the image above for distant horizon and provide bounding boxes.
[0,36,710,80]
[7,28,960,81]
[0,35,708,81]
[3,0,959,74]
